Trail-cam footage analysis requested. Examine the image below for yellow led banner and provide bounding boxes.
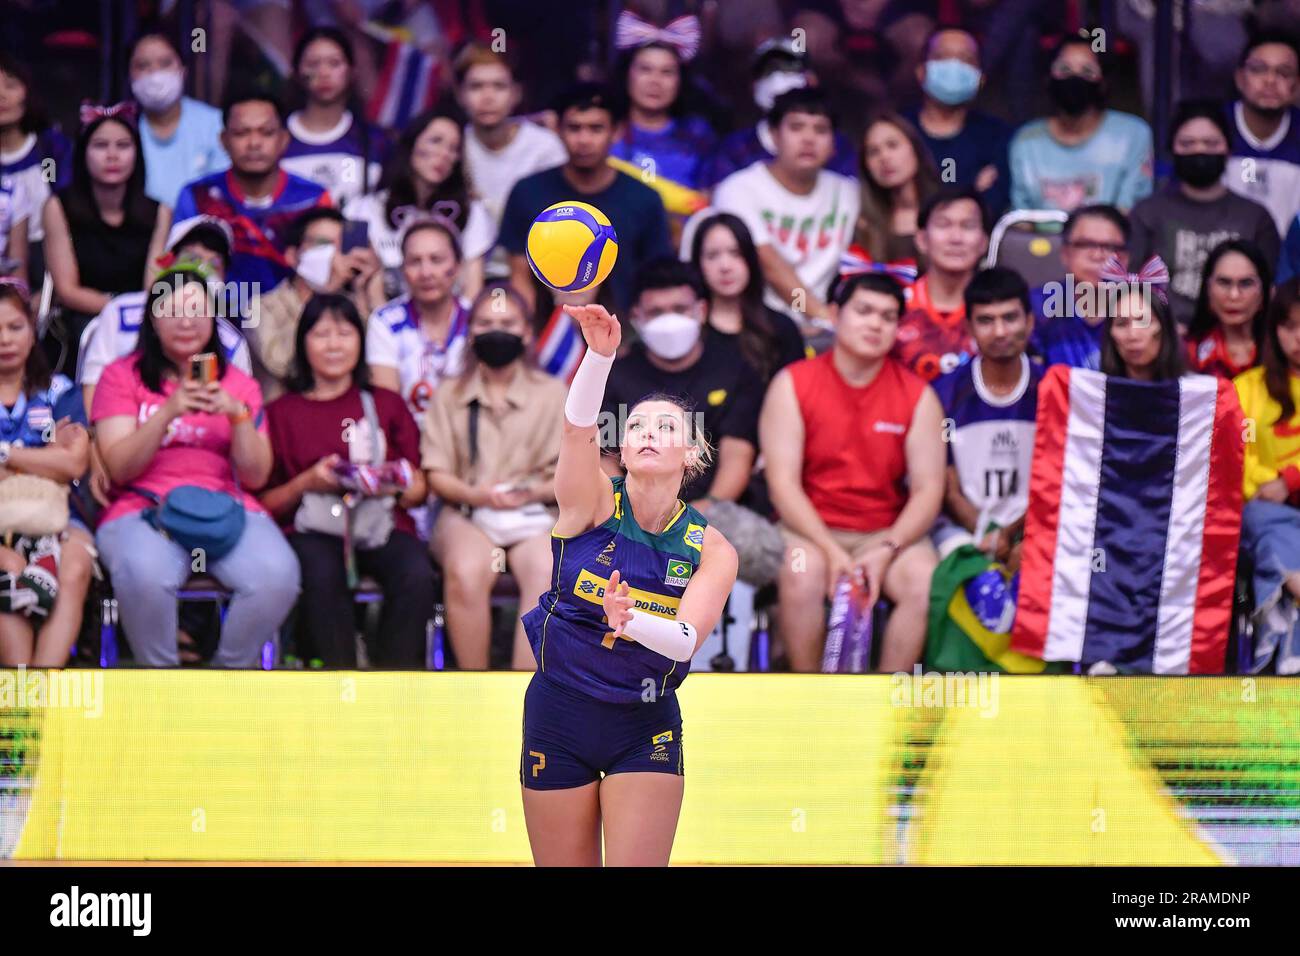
[3,671,1296,864]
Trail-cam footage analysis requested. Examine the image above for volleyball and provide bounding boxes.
[525,201,619,293]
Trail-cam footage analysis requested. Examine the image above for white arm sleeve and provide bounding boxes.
[564,348,613,428]
[622,612,697,662]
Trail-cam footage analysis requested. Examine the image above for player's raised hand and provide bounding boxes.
[564,303,621,357]
[603,569,635,635]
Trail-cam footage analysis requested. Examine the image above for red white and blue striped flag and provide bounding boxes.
[366,28,440,130]
[536,306,585,384]
[1011,366,1244,673]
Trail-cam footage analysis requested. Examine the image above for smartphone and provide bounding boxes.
[188,352,218,384]
[341,219,370,253]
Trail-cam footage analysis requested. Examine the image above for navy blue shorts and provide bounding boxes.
[520,672,684,790]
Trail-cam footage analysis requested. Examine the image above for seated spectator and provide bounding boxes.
[892,186,989,381]
[1098,263,1187,382]
[42,107,168,376]
[0,278,94,667]
[905,27,1012,217]
[92,267,300,668]
[855,111,939,271]
[344,106,494,301]
[454,43,566,282]
[422,284,566,670]
[366,219,470,419]
[1032,203,1132,369]
[1186,239,1272,378]
[1009,35,1153,212]
[701,37,858,188]
[760,272,944,672]
[249,207,383,402]
[690,212,806,382]
[1225,31,1300,237]
[282,28,391,207]
[499,82,671,315]
[932,267,1040,557]
[0,52,73,255]
[1129,100,1279,325]
[173,90,332,294]
[1235,277,1300,674]
[81,216,252,507]
[608,21,717,223]
[128,29,229,208]
[260,293,432,669]
[713,88,859,328]
[600,259,764,510]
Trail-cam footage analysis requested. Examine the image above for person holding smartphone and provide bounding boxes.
[92,266,300,668]
[246,206,383,402]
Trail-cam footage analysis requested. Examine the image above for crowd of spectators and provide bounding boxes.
[0,0,1298,675]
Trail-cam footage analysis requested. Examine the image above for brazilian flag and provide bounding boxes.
[924,545,1067,674]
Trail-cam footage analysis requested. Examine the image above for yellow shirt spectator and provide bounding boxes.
[1233,365,1300,500]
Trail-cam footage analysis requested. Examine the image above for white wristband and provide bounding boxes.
[622,612,697,662]
[564,348,614,428]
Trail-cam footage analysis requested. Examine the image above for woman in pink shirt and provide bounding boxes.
[92,267,300,667]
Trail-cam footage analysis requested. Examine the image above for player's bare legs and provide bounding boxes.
[522,782,602,866]
[600,773,684,866]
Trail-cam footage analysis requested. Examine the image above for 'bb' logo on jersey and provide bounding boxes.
[596,539,616,566]
[684,524,705,552]
[665,560,692,587]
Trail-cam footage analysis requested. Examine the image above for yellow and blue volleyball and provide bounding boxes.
[525,201,619,293]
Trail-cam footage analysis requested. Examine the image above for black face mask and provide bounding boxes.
[471,330,526,368]
[1049,75,1103,116]
[1173,152,1227,188]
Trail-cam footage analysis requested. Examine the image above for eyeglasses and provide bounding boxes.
[1241,60,1299,83]
[1066,240,1127,256]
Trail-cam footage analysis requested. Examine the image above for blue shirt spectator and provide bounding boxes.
[905,27,1013,217]
[1009,36,1153,212]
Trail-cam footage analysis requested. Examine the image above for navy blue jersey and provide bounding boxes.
[522,475,709,703]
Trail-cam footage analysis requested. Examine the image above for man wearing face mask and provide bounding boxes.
[1129,100,1279,326]
[700,38,857,189]
[247,206,382,401]
[598,258,763,509]
[127,30,229,209]
[903,28,1011,219]
[1009,35,1153,213]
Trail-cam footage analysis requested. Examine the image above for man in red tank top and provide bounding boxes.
[759,272,946,672]
[892,186,989,382]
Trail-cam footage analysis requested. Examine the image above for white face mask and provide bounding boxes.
[754,71,808,111]
[638,312,701,361]
[131,69,184,112]
[296,243,336,292]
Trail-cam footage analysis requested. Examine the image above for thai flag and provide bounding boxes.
[536,307,585,384]
[367,31,440,130]
[1010,366,1244,673]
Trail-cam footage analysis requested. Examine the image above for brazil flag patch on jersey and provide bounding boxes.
[665,559,692,587]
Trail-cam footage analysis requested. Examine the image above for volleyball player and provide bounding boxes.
[519,302,738,866]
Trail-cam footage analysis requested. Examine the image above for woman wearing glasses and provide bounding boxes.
[1186,239,1273,379]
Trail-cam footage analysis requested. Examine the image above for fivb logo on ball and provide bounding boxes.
[526,201,620,293]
